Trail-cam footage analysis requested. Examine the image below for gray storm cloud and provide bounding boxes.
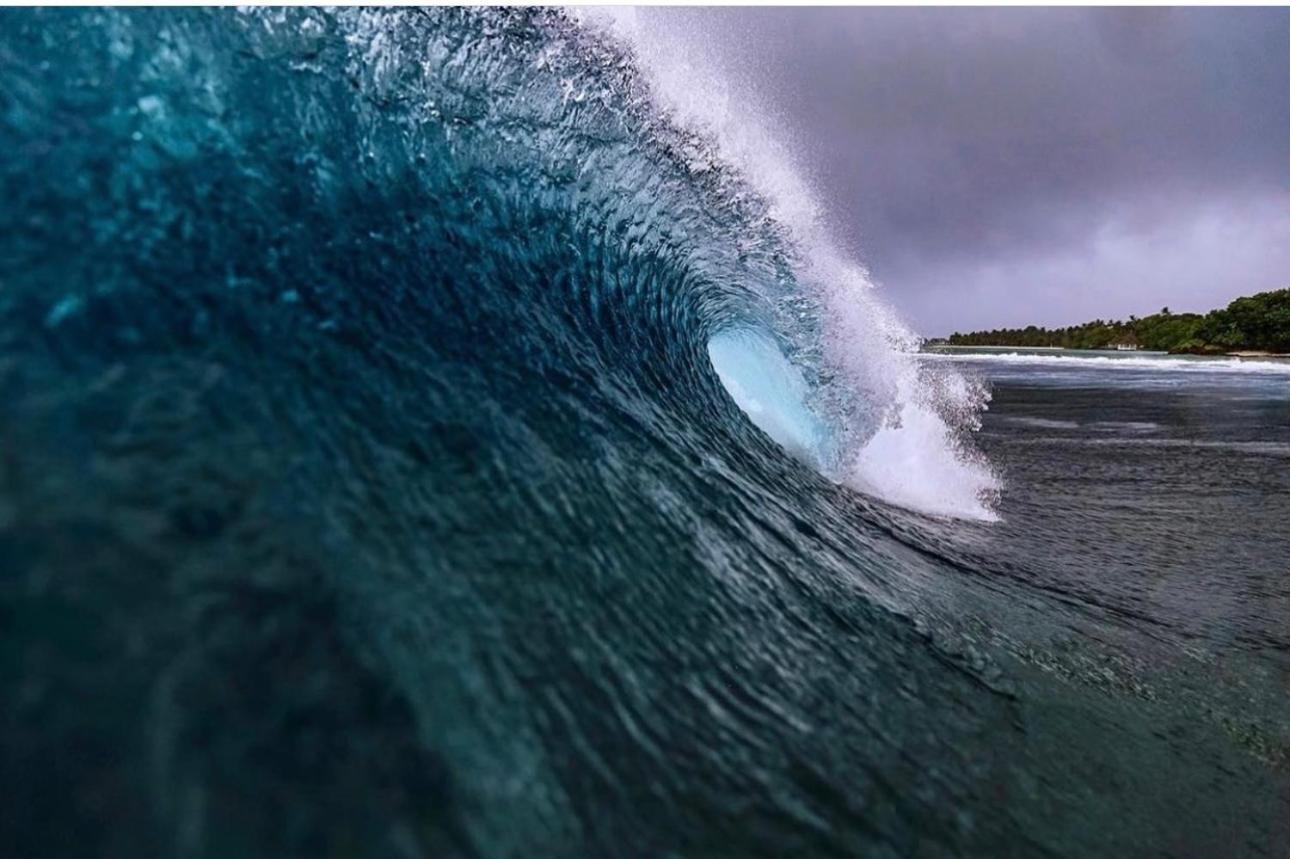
[642,7,1290,334]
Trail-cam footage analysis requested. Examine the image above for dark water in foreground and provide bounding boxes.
[2,9,1289,858]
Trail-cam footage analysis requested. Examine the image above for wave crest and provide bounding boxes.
[585,9,1000,520]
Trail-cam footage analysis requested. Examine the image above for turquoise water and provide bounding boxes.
[2,10,1288,858]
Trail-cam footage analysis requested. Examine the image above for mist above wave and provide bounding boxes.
[586,9,1000,521]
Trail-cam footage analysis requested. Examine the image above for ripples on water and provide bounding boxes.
[2,9,1288,858]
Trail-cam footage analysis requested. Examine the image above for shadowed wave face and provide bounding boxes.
[2,9,1287,859]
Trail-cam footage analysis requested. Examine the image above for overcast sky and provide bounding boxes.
[644,8,1290,335]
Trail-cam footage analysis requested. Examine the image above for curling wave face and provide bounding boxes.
[3,9,1285,859]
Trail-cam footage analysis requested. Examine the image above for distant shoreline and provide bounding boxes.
[933,287,1289,356]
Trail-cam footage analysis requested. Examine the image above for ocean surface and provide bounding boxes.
[2,9,1288,858]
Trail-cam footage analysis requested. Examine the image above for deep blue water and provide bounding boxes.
[2,10,1288,858]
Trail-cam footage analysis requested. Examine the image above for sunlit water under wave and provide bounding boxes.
[2,9,1288,858]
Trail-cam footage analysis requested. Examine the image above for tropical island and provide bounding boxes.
[935,287,1290,355]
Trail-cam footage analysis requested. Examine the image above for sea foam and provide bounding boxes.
[583,8,1001,521]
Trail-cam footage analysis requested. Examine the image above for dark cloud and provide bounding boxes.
[643,8,1290,333]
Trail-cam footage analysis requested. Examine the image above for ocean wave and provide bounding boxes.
[8,9,1290,858]
[587,9,998,520]
[0,8,1004,856]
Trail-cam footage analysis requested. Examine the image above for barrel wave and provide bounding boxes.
[2,8,1287,859]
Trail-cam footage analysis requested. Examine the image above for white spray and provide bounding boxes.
[580,8,1001,521]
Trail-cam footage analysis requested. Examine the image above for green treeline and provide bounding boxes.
[944,288,1290,354]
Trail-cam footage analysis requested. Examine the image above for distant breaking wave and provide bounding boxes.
[925,349,1290,375]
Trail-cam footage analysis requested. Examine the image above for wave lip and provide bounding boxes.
[596,9,1001,522]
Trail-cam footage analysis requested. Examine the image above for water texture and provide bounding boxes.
[2,9,1288,858]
